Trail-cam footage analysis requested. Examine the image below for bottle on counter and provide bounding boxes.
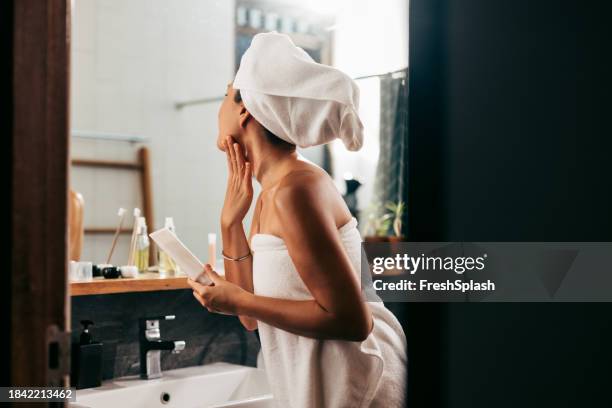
[71,320,103,389]
[135,219,150,274]
[158,217,179,277]
[208,233,217,268]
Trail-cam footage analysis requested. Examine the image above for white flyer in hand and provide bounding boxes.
[149,227,211,285]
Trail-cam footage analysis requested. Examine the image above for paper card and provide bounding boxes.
[149,227,212,285]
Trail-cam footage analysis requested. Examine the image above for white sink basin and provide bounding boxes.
[72,363,273,408]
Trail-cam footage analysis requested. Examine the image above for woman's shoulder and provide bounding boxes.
[268,162,352,234]
[272,163,343,220]
[275,163,333,198]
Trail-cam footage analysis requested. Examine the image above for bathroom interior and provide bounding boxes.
[65,0,408,406]
[6,0,612,407]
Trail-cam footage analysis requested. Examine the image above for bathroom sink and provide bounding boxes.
[71,363,273,408]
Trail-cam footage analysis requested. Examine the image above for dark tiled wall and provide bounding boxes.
[71,289,260,380]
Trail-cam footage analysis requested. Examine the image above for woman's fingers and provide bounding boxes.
[233,143,244,173]
[226,138,237,175]
[188,278,214,303]
[231,141,251,185]
[225,136,252,187]
[192,290,205,306]
[225,141,233,174]
[220,136,252,228]
[192,287,210,304]
[204,264,223,284]
[187,278,206,294]
[243,162,252,185]
[193,290,217,313]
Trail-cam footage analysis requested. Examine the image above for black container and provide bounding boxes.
[71,320,103,389]
[92,264,103,278]
[102,266,121,279]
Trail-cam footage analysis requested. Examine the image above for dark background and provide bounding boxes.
[404,0,612,407]
[1,0,13,389]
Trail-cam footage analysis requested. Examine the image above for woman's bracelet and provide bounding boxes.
[222,250,252,262]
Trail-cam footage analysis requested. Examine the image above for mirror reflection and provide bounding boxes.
[69,0,408,277]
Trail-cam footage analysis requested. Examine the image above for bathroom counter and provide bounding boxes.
[71,273,190,296]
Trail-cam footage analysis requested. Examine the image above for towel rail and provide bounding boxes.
[173,67,409,109]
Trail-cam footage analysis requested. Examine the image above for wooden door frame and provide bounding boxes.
[9,0,71,395]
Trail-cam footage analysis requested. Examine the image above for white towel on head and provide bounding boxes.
[233,31,364,151]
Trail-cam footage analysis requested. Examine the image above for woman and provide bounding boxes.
[188,32,407,408]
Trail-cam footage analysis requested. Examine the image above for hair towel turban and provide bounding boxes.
[233,31,364,151]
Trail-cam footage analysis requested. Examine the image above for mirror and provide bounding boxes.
[69,0,408,284]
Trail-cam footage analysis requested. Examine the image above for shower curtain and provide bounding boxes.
[369,68,409,236]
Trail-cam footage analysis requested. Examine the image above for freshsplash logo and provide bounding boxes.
[363,242,612,302]
[371,253,488,275]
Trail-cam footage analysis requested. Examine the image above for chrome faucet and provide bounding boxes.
[138,315,186,379]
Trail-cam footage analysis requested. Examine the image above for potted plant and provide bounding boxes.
[363,200,406,242]
[364,203,389,242]
[385,200,406,242]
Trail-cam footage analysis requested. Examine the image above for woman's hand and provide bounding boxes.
[188,264,250,315]
[221,136,253,228]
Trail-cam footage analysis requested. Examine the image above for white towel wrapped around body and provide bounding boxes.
[251,217,407,408]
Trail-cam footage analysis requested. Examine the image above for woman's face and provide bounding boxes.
[217,83,243,151]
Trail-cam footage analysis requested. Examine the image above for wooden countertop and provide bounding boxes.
[70,272,190,296]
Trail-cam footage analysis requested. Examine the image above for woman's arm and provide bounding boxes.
[238,294,371,341]
[219,136,257,330]
[190,173,373,341]
[221,223,257,330]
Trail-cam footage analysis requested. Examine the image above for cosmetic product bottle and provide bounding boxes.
[127,208,142,265]
[158,217,179,277]
[120,265,138,278]
[135,222,150,273]
[71,320,103,389]
[208,233,217,267]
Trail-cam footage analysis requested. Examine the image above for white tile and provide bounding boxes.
[71,50,97,129]
[74,0,236,262]
[72,0,96,52]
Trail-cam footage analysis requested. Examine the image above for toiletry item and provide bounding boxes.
[135,221,150,273]
[158,217,178,277]
[149,228,211,285]
[69,261,77,280]
[208,233,217,267]
[80,320,93,343]
[120,265,138,278]
[102,266,121,279]
[93,263,111,278]
[70,261,93,281]
[69,189,84,261]
[127,208,141,265]
[106,207,126,264]
[71,320,103,389]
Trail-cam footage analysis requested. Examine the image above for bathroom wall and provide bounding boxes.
[72,289,260,380]
[68,3,261,375]
[69,0,395,262]
[70,0,237,264]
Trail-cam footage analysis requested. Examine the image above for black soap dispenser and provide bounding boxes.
[71,320,103,389]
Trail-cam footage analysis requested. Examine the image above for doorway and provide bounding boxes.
[8,0,71,392]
